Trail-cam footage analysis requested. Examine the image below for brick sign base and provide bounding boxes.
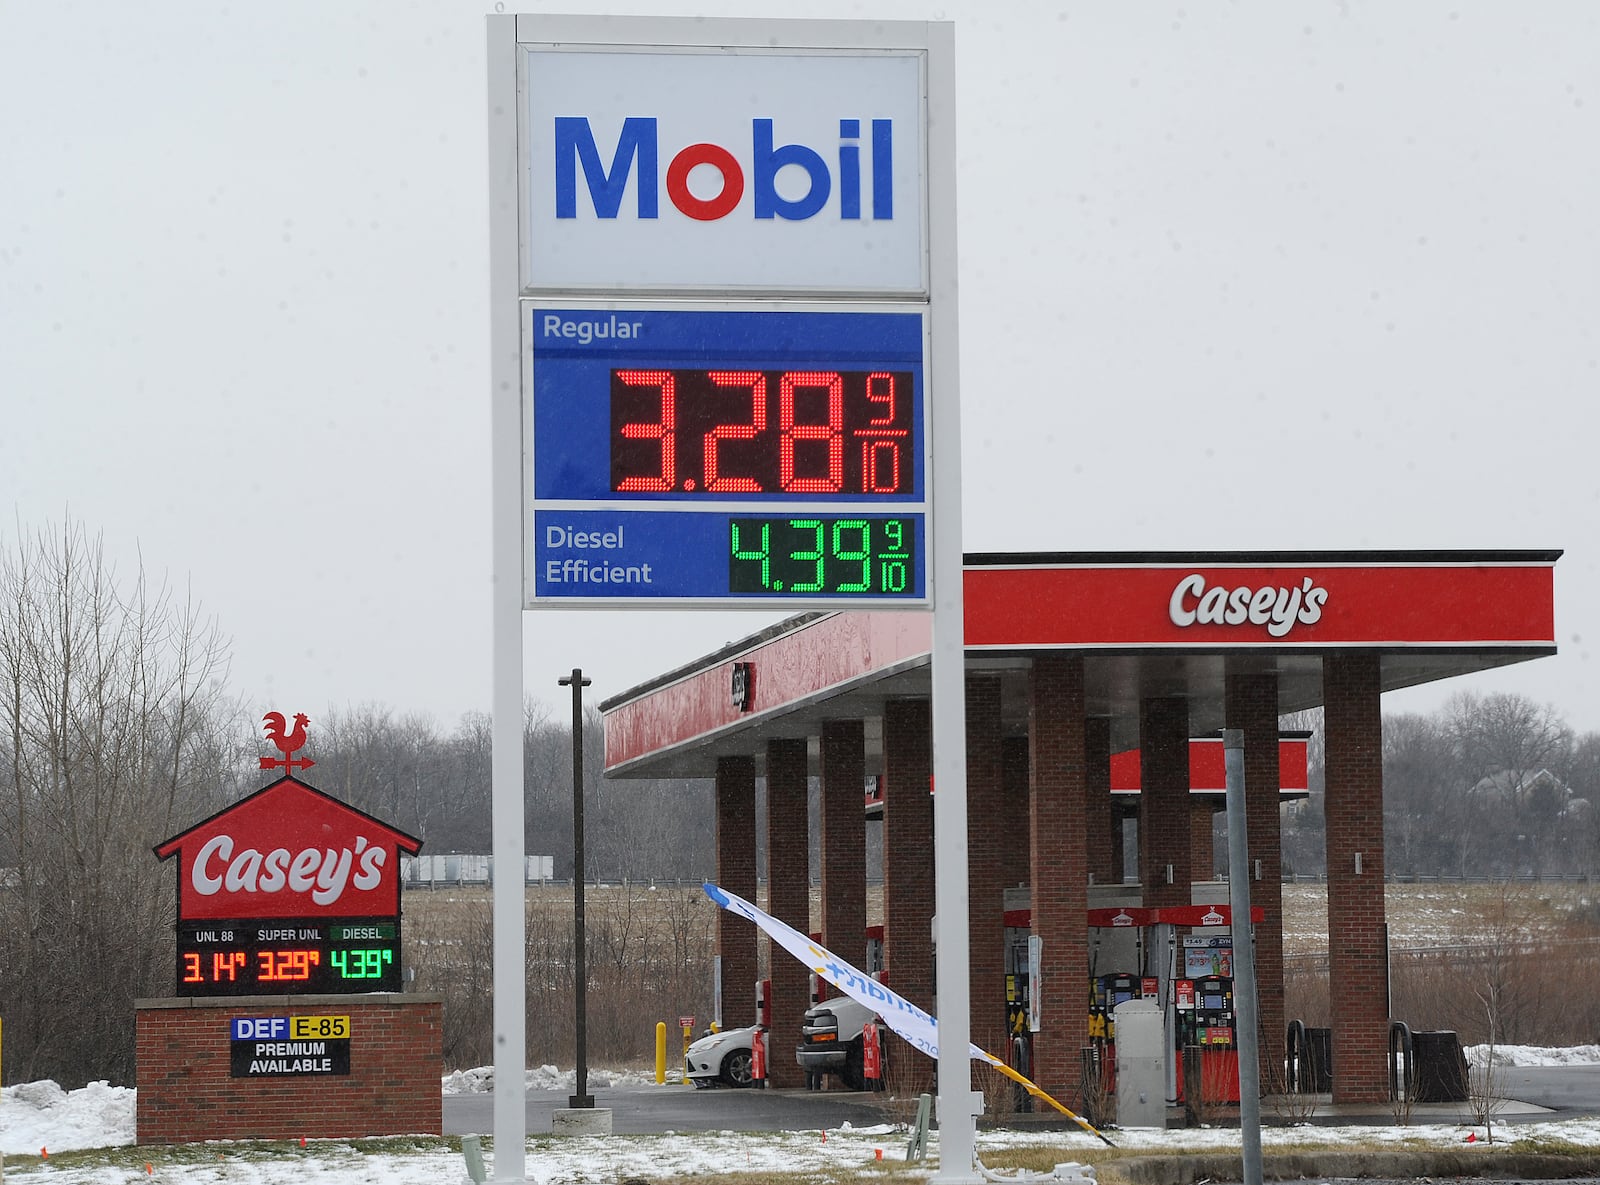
[136,993,442,1145]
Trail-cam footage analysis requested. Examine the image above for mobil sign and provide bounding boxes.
[522,45,927,293]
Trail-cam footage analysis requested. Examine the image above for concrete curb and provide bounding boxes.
[1097,1148,1600,1184]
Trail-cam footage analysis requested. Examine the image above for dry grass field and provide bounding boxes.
[402,878,1600,1070]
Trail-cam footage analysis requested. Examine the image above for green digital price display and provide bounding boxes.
[728,516,916,596]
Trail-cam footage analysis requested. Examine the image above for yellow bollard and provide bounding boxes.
[682,1021,695,1085]
[655,1021,667,1085]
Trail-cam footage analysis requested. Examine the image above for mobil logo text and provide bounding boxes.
[556,117,895,223]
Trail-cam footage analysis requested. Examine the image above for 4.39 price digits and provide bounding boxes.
[331,947,394,979]
[729,517,915,596]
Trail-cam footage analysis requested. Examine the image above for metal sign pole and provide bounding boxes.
[1223,730,1263,1185]
[561,669,594,1109]
[925,23,982,1182]
[486,14,528,1182]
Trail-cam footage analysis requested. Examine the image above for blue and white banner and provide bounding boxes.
[702,880,1115,1146]
[702,881,985,1065]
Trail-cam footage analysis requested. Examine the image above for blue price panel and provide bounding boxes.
[531,308,926,503]
[533,509,925,604]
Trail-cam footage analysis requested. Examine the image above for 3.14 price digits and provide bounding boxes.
[181,948,321,984]
[612,369,915,496]
[729,517,915,595]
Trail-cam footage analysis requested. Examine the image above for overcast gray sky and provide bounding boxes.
[5,2,1597,731]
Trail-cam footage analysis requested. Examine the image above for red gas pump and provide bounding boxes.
[862,1021,883,1089]
[1176,973,1238,1104]
[753,978,771,1084]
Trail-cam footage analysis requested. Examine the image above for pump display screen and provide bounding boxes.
[177,920,402,996]
[1201,993,1225,1010]
[529,307,929,606]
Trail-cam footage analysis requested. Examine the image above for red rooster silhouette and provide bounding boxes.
[260,711,315,774]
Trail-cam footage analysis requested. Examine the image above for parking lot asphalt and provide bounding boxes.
[442,1063,1600,1138]
[442,1079,891,1137]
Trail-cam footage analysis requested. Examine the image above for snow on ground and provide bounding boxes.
[1472,1043,1600,1067]
[4,1047,1599,1183]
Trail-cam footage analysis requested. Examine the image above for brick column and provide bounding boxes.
[966,673,1008,1056]
[1139,697,1191,908]
[1028,654,1090,1103]
[819,719,867,974]
[1225,667,1285,1092]
[1085,717,1116,886]
[1190,800,1218,881]
[882,698,935,1094]
[1003,735,1032,889]
[1324,653,1389,1103]
[715,754,758,1028]
[764,737,811,1087]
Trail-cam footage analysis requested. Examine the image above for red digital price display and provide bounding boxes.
[176,920,401,996]
[611,369,914,496]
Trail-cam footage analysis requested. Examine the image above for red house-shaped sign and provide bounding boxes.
[154,777,423,921]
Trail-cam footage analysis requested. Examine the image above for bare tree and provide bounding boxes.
[1383,712,1459,876]
[0,521,235,1085]
[1442,692,1573,876]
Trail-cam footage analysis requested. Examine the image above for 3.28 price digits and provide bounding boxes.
[729,517,916,596]
[612,369,914,497]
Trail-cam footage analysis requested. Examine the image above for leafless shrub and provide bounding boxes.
[1263,1055,1319,1126]
[871,1033,931,1128]
[406,883,718,1070]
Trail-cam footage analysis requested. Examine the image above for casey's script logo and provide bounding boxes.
[1168,573,1328,638]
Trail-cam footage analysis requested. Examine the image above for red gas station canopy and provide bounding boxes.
[602,550,1559,778]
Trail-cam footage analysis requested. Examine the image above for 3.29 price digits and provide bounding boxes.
[612,369,914,497]
[729,517,915,596]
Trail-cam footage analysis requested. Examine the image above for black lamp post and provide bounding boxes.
[560,668,594,1109]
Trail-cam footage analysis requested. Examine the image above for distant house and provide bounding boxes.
[1470,767,1569,806]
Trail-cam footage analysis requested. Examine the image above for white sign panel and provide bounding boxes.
[522,47,926,294]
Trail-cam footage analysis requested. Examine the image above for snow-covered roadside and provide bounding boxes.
[3,1046,1598,1183]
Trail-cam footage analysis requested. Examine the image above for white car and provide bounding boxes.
[684,1024,761,1088]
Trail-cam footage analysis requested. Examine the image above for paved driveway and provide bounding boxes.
[443,1081,890,1137]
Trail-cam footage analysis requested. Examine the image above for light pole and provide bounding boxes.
[560,667,594,1109]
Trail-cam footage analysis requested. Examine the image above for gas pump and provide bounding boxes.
[1003,910,1033,1090]
[865,925,885,978]
[1088,972,1140,1042]
[753,978,771,1083]
[1174,973,1238,1103]
[1171,920,1245,1104]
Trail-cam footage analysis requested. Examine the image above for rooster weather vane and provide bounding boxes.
[260,711,315,774]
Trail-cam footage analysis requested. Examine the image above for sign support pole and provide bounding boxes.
[487,13,528,1183]
[1223,731,1263,1185]
[925,21,982,1183]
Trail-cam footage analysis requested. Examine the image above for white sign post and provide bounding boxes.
[489,16,971,1181]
